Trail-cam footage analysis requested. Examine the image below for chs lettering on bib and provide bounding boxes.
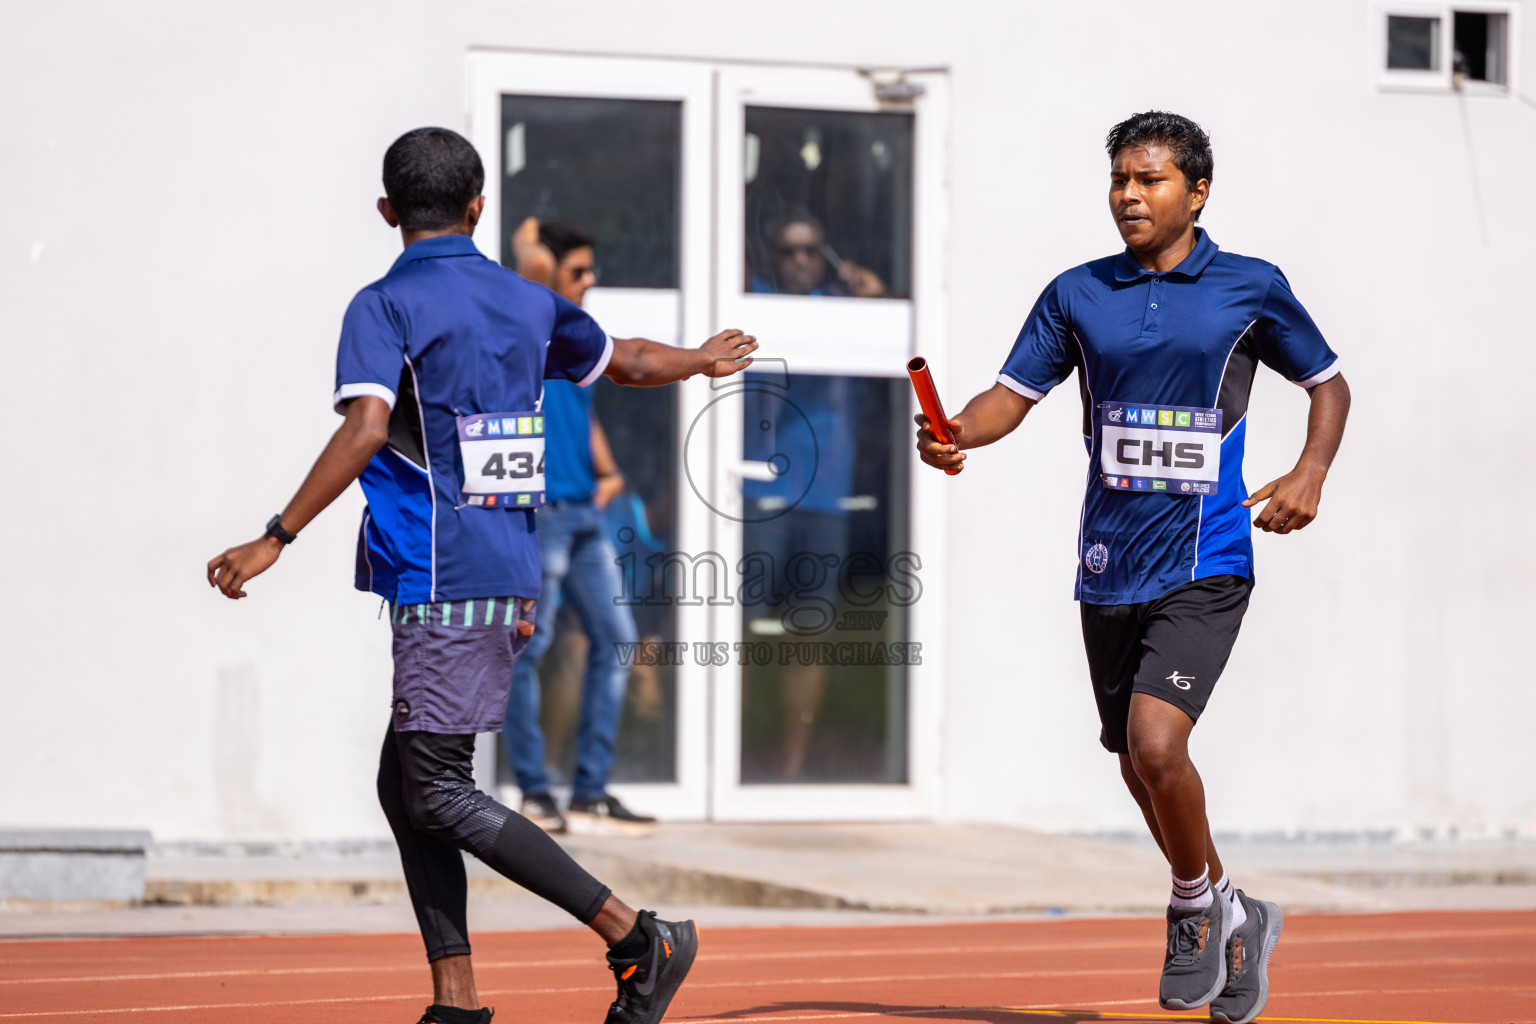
[1098,401,1222,496]
[456,412,545,508]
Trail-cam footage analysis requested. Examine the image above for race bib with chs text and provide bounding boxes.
[1098,401,1222,497]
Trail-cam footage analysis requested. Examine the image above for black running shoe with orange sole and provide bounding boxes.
[605,910,698,1024]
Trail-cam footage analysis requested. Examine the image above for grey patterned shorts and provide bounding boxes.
[389,596,536,734]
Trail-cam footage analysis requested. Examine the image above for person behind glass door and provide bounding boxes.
[503,217,656,837]
[742,375,859,781]
[748,207,887,298]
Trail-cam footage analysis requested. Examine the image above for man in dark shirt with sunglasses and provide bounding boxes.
[749,208,886,297]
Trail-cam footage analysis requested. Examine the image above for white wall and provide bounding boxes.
[2,0,1531,841]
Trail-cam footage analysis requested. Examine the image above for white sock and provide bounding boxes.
[1170,867,1213,909]
[1215,871,1248,930]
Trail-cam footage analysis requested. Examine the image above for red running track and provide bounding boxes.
[2,911,1534,1023]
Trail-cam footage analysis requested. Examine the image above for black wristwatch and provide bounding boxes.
[264,514,297,545]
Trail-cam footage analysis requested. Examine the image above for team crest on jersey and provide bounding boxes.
[1084,542,1110,574]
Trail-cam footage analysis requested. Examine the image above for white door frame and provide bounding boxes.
[466,51,716,820]
[707,64,951,821]
[466,52,951,822]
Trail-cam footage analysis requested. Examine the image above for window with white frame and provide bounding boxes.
[1387,15,1442,72]
[1378,4,1516,91]
[1452,9,1509,84]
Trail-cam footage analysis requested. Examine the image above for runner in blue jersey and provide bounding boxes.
[916,112,1350,1024]
[207,127,756,1024]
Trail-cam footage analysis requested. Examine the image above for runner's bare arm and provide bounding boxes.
[1242,372,1351,534]
[604,329,758,387]
[205,395,391,599]
[915,382,1036,473]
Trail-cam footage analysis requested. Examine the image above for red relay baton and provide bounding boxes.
[906,356,961,476]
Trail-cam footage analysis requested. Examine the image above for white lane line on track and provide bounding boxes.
[668,986,1536,1024]
[0,971,1154,1019]
[5,976,1536,1022]
[0,983,618,1020]
[0,972,1146,1017]
[3,919,1531,975]
[6,948,1533,988]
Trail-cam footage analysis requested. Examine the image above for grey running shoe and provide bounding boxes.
[1158,891,1229,1010]
[520,792,567,833]
[1210,890,1284,1024]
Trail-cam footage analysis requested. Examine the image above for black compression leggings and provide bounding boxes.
[376,723,612,961]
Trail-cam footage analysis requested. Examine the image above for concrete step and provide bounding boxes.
[0,830,151,909]
[131,825,1536,916]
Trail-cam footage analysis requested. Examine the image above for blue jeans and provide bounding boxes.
[501,502,638,800]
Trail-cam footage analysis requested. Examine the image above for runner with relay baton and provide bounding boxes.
[912,111,1350,1023]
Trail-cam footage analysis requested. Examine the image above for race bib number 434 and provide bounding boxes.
[1099,401,1222,496]
[457,412,545,508]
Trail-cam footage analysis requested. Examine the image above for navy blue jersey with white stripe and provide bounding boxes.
[333,235,612,604]
[999,230,1339,605]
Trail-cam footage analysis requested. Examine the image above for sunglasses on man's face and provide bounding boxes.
[776,244,822,259]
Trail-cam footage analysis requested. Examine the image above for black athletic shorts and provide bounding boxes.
[1079,574,1252,754]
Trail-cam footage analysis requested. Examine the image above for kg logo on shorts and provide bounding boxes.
[1084,542,1110,574]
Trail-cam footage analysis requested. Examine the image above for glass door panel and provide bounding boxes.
[595,378,680,783]
[744,106,914,300]
[493,94,684,791]
[499,94,681,287]
[738,373,912,784]
[468,52,715,818]
[710,64,948,821]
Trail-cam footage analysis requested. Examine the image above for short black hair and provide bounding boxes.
[382,127,485,232]
[537,220,596,264]
[1105,111,1213,219]
[768,205,824,245]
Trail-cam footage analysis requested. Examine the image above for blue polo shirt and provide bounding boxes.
[999,229,1339,605]
[333,235,613,604]
[543,380,596,504]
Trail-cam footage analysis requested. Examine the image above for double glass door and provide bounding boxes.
[468,53,948,820]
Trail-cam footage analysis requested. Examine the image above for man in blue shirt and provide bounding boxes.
[207,127,756,1024]
[501,218,653,836]
[916,112,1350,1024]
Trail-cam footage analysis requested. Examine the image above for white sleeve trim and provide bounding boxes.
[333,382,397,414]
[996,373,1047,403]
[1295,359,1341,389]
[576,333,615,388]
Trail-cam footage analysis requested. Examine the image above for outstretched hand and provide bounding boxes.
[838,260,887,298]
[700,329,758,378]
[914,413,966,473]
[207,536,284,599]
[1242,466,1326,534]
